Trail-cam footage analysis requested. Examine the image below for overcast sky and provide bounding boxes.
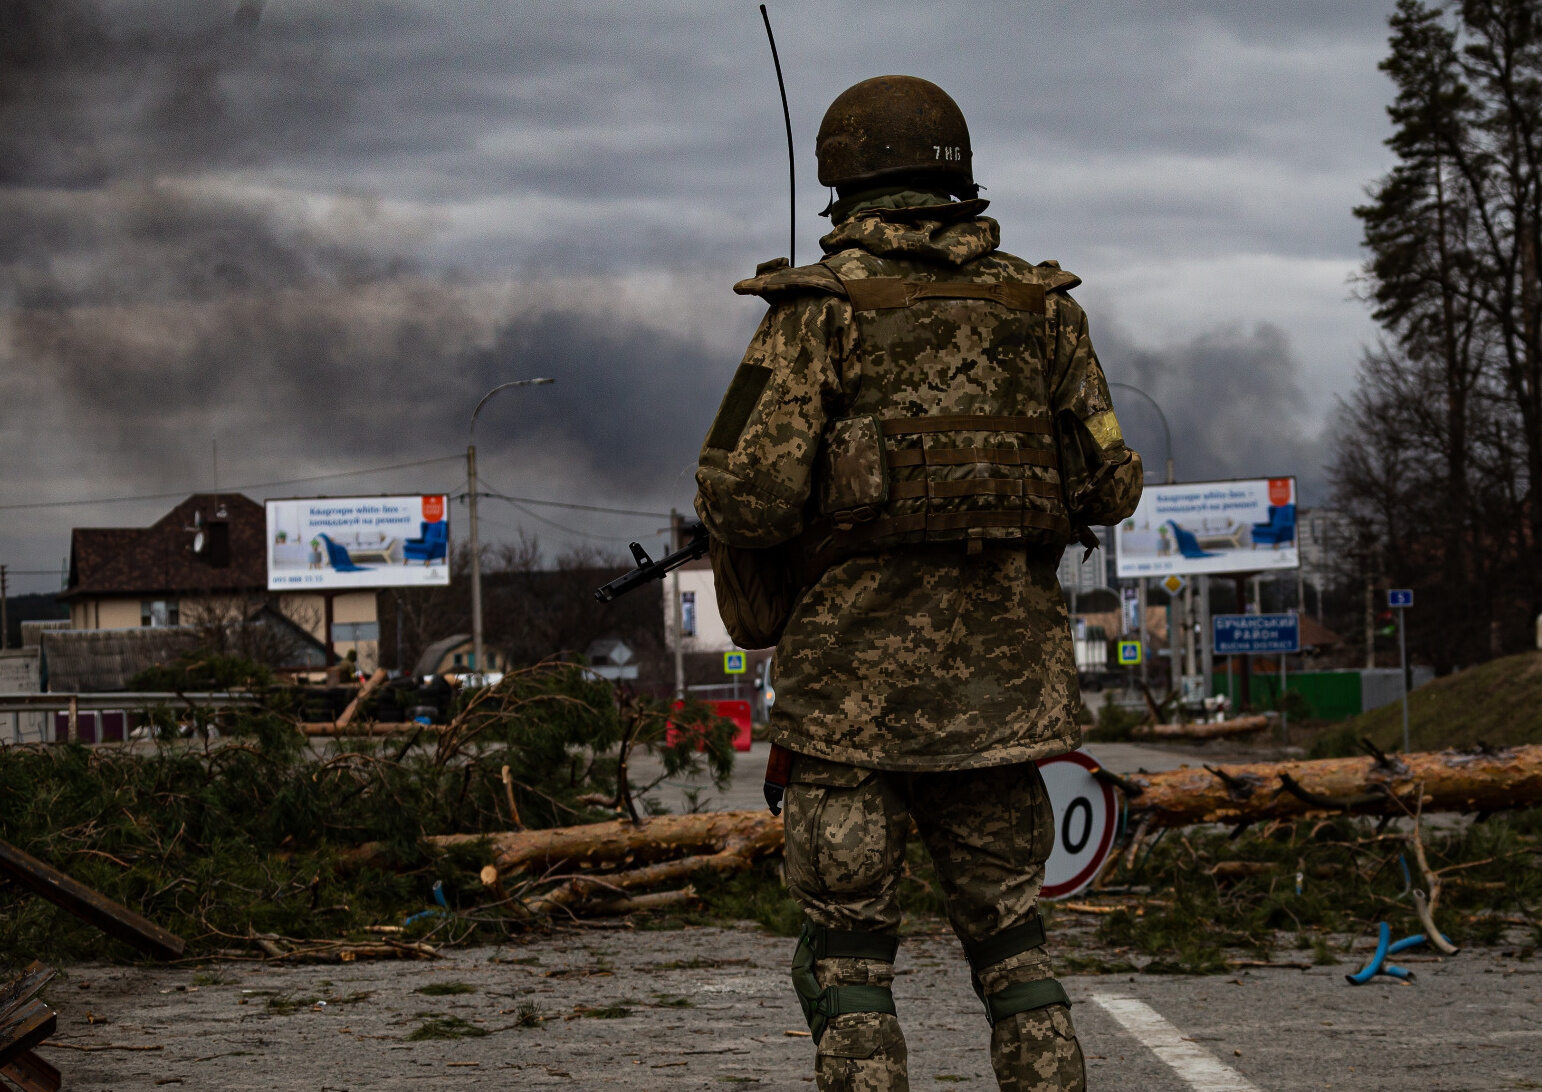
[0,0,1400,593]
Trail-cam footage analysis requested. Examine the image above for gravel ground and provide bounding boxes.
[35,926,1541,1091]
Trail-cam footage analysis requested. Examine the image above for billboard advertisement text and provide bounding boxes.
[1115,477,1299,578]
[266,496,451,590]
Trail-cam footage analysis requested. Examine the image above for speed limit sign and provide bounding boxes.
[1034,749,1122,899]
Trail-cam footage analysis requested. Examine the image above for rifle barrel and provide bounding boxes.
[594,531,708,603]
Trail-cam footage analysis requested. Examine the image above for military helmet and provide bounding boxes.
[815,75,975,196]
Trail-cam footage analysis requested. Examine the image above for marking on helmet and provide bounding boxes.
[933,145,963,161]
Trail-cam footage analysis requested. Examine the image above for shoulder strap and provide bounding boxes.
[1035,259,1081,293]
[733,258,848,301]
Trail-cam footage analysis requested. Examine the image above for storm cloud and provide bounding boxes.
[1,1,1398,588]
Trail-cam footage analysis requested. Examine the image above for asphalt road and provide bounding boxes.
[41,927,1541,1090]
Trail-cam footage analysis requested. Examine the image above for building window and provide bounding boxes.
[141,600,179,627]
[681,591,697,637]
[331,622,381,642]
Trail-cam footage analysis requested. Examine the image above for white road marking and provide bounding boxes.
[1089,993,1261,1092]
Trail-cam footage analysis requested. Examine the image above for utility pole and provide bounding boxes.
[467,378,554,678]
[1,564,7,651]
[670,509,686,699]
[1364,575,1376,670]
[1199,575,1212,702]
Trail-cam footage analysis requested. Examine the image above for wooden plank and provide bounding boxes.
[0,966,53,1024]
[0,1049,61,1092]
[0,1002,55,1069]
[0,839,184,960]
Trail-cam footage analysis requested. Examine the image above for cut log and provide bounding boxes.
[1127,744,1542,829]
[1130,715,1273,741]
[520,843,769,916]
[426,810,784,875]
[298,720,426,737]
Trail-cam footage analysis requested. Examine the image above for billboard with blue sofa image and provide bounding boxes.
[266,495,451,590]
[1114,477,1298,578]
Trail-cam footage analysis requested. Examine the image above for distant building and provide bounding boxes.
[411,633,507,678]
[60,493,379,670]
[1296,507,1352,618]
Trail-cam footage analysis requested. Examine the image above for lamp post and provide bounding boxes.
[1108,382,1174,486]
[1108,382,1182,693]
[468,378,554,678]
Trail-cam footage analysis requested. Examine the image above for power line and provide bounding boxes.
[494,500,640,543]
[463,474,665,543]
[470,490,672,521]
[0,455,466,512]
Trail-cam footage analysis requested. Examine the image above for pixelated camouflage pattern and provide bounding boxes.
[814,243,1072,549]
[783,755,1079,1090]
[695,207,1141,770]
[815,1008,909,1092]
[817,415,889,516]
[978,949,1086,1091]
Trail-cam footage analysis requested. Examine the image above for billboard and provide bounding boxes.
[266,495,450,590]
[1114,477,1299,578]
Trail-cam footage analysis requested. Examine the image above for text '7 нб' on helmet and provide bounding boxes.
[814,75,978,200]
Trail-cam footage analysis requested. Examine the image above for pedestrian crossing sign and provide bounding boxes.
[1116,640,1143,666]
[723,652,746,675]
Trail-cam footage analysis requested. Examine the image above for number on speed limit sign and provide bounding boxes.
[1033,749,1121,899]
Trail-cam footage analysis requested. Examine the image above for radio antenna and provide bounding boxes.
[759,5,795,266]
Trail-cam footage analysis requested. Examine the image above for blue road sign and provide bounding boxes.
[723,651,747,675]
[1389,589,1414,608]
[1213,613,1301,655]
[1116,640,1143,666]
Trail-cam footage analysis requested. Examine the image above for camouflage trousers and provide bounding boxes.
[783,754,1085,1092]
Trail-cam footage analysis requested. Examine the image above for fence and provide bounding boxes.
[1210,667,1434,721]
[0,692,261,745]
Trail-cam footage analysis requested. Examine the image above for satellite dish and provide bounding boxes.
[192,529,207,555]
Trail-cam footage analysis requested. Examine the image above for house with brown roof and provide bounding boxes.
[61,493,379,671]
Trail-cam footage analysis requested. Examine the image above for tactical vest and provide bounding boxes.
[808,248,1075,556]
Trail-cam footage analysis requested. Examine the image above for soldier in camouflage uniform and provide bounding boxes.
[695,75,1143,1092]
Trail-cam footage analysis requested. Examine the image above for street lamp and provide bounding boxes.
[1107,382,1184,693]
[1109,382,1174,485]
[468,378,554,678]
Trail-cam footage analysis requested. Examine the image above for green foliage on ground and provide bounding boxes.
[653,808,1542,975]
[0,662,736,968]
[1309,651,1542,758]
[1085,808,1542,972]
[1088,696,1146,741]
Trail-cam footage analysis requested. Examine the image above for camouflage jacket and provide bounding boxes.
[695,203,1142,771]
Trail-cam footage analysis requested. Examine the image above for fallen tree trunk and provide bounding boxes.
[434,812,784,918]
[1127,744,1542,828]
[427,810,784,875]
[298,720,426,737]
[335,668,388,730]
[1130,715,1273,741]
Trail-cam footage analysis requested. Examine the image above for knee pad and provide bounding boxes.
[962,912,1070,1026]
[790,920,899,1044]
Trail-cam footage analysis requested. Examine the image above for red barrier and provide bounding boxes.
[667,699,754,752]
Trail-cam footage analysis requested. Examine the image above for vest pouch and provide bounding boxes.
[816,415,889,526]
[708,537,800,650]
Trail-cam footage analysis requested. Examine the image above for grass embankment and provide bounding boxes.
[1312,650,1542,757]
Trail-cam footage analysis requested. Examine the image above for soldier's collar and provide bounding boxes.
[824,188,989,224]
